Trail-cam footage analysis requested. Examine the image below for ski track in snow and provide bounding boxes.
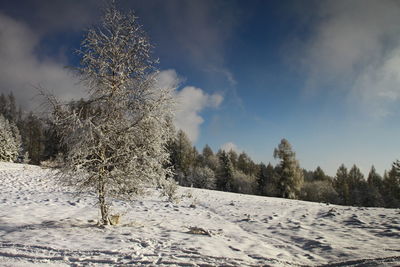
[0,162,399,266]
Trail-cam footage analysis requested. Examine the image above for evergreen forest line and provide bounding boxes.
[1,91,399,208]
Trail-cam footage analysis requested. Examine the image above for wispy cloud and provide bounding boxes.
[204,66,237,87]
[295,0,400,117]
[148,0,240,92]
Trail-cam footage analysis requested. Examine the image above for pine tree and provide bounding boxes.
[394,160,400,173]
[365,166,384,207]
[382,162,400,208]
[257,163,268,195]
[257,163,276,196]
[265,163,278,196]
[200,145,219,171]
[303,169,314,182]
[169,130,195,186]
[273,138,304,199]
[237,152,257,176]
[313,166,328,181]
[228,150,238,168]
[347,164,367,206]
[191,146,200,169]
[202,145,214,160]
[334,164,349,205]
[45,3,174,225]
[367,166,382,189]
[217,151,234,192]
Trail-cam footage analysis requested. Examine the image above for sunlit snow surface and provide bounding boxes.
[0,162,399,266]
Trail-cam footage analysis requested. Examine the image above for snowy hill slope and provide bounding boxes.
[0,162,399,266]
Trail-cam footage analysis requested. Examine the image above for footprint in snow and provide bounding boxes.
[67,201,76,206]
[229,245,241,251]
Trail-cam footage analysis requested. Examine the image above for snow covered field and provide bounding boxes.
[0,162,399,266]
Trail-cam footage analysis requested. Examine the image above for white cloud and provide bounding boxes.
[155,69,182,91]
[297,0,400,117]
[220,142,240,153]
[0,13,85,110]
[156,70,223,143]
[175,86,223,143]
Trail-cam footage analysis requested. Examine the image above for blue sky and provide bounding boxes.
[0,0,399,176]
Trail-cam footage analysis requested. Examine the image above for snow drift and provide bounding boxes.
[0,162,399,266]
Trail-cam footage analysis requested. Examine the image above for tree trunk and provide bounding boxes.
[98,177,110,225]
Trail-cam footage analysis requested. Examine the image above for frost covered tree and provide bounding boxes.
[232,170,257,194]
[188,166,216,189]
[45,4,174,225]
[273,138,304,199]
[0,114,21,162]
[300,180,338,204]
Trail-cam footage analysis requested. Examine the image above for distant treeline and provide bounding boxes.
[1,92,399,208]
[167,129,400,209]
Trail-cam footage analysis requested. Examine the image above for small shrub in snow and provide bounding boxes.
[160,179,180,203]
[184,190,193,199]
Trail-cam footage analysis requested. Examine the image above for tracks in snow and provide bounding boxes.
[0,241,256,266]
